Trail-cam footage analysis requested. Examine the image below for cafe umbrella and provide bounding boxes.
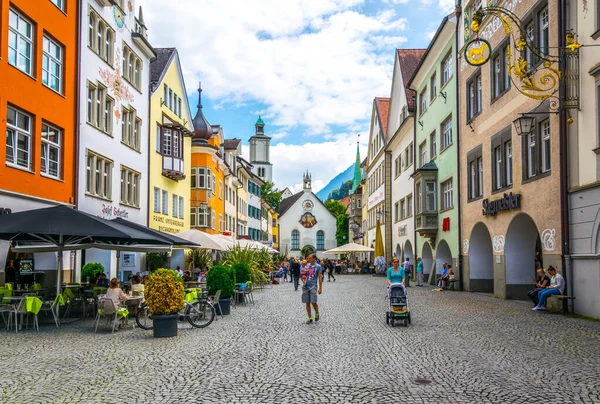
[0,205,174,316]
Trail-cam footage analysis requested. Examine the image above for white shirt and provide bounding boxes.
[550,273,565,295]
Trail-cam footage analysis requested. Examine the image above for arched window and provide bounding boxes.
[317,231,325,250]
[128,54,134,81]
[291,230,300,249]
[123,48,128,75]
[134,60,141,88]
[105,30,112,63]
[97,22,104,58]
[88,14,96,49]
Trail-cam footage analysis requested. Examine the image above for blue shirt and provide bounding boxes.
[441,266,448,276]
[387,267,405,284]
[416,261,423,273]
[305,263,323,290]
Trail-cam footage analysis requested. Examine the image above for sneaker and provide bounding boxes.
[537,306,547,311]
[315,312,320,322]
[532,306,539,311]
[306,318,313,324]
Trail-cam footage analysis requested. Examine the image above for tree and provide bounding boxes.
[325,200,349,247]
[261,181,282,210]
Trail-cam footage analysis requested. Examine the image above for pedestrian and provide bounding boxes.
[416,257,423,287]
[386,257,406,286]
[327,259,336,282]
[404,257,411,287]
[533,266,565,311]
[302,254,323,324]
[291,258,301,291]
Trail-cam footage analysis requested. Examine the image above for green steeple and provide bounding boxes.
[351,141,362,193]
[256,115,265,126]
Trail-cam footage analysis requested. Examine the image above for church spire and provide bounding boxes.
[351,135,362,193]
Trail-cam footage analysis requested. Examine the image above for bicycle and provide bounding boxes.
[135,290,216,330]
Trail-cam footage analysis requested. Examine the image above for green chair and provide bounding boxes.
[1,284,13,304]
[19,296,43,331]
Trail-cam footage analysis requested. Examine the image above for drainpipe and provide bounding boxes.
[74,0,82,209]
[454,3,464,291]
[557,0,573,311]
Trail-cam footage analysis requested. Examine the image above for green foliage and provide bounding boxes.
[233,263,251,284]
[326,179,354,201]
[336,214,349,247]
[81,262,104,283]
[145,268,184,315]
[261,181,282,210]
[272,253,286,267]
[187,249,212,271]
[206,265,235,299]
[221,245,269,285]
[147,252,170,272]
[325,200,348,218]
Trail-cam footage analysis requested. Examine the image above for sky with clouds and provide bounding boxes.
[137,0,455,192]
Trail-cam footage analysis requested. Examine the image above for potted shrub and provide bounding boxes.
[81,262,105,284]
[206,265,235,315]
[145,268,184,338]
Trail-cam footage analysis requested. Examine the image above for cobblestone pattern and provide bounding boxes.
[1,277,600,403]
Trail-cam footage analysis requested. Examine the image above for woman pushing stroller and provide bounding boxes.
[387,258,406,287]
[386,257,410,326]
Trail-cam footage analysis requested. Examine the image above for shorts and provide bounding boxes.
[302,287,318,303]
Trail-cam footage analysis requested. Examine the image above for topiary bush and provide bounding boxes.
[206,265,235,299]
[145,268,184,315]
[233,263,251,284]
[81,262,105,283]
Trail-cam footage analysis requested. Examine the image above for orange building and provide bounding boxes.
[190,86,225,234]
[0,0,78,211]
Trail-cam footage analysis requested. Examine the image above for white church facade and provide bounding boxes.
[278,173,337,257]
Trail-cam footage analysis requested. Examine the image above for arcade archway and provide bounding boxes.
[505,214,540,299]
[421,242,433,282]
[469,222,494,293]
[435,239,452,277]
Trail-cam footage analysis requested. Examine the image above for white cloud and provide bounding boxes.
[137,0,405,134]
[426,30,437,40]
[420,0,455,14]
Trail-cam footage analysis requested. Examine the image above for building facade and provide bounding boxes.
[0,0,79,282]
[459,0,563,299]
[236,157,252,238]
[387,49,424,271]
[247,173,264,241]
[409,16,459,282]
[222,139,242,239]
[148,48,193,235]
[78,1,154,277]
[278,173,336,257]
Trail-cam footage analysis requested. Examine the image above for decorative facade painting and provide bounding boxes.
[541,229,556,251]
[299,213,317,228]
[98,47,135,121]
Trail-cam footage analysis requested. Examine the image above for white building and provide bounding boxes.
[278,173,336,257]
[222,139,242,239]
[366,98,390,263]
[249,117,272,183]
[78,1,155,278]
[386,49,424,265]
[245,165,264,242]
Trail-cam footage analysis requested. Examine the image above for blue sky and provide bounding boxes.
[138,0,454,192]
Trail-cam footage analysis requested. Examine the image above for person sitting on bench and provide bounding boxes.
[527,269,551,306]
[532,266,565,311]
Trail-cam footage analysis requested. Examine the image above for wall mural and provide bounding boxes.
[98,47,135,122]
[463,239,469,254]
[492,235,505,253]
[299,213,317,228]
[541,229,556,251]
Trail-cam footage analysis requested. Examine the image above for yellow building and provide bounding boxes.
[148,48,194,234]
[190,85,225,234]
[272,210,279,250]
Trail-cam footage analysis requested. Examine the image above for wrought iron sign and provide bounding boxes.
[464,6,581,109]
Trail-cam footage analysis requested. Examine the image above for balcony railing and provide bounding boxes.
[162,156,185,181]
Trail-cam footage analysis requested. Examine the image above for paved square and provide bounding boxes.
[1,276,599,403]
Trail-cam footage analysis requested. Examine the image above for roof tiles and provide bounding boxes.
[397,49,426,112]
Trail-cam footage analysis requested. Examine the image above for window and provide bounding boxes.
[161,190,168,214]
[86,151,113,199]
[419,141,428,167]
[119,166,140,207]
[394,201,399,222]
[441,179,453,210]
[88,10,114,64]
[467,71,482,121]
[541,119,551,172]
[525,21,535,66]
[178,197,183,220]
[41,123,61,178]
[122,45,142,91]
[190,208,196,227]
[492,43,510,99]
[291,230,300,249]
[394,155,401,177]
[467,146,483,201]
[416,182,422,214]
[400,199,406,220]
[442,51,452,85]
[527,132,536,178]
[212,175,216,195]
[494,146,503,190]
[219,181,223,199]
[406,195,413,217]
[172,194,178,217]
[404,143,413,167]
[153,188,160,212]
[121,108,139,150]
[8,9,34,75]
[505,140,513,186]
[219,215,223,232]
[420,88,427,115]
[430,74,437,101]
[430,132,437,159]
[6,107,32,170]
[163,129,172,155]
[317,231,325,250]
[425,181,437,212]
[211,211,216,230]
[441,117,452,149]
[539,7,549,57]
[42,36,63,93]
[197,206,210,227]
[50,0,65,11]
[87,81,113,134]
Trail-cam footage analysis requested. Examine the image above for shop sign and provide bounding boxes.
[368,187,385,209]
[482,193,521,216]
[101,204,129,219]
[398,225,406,236]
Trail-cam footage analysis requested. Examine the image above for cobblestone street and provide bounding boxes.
[1,275,600,403]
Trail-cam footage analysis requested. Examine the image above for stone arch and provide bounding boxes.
[421,242,433,281]
[404,240,414,264]
[469,222,494,293]
[395,244,402,259]
[435,239,453,277]
[505,213,540,299]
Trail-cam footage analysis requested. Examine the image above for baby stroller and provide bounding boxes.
[386,283,411,327]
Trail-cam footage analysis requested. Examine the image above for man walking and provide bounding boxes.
[303,254,323,324]
[404,257,411,287]
[416,257,423,287]
[291,258,301,291]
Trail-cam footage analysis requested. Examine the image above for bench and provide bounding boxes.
[547,295,576,314]
[447,277,459,291]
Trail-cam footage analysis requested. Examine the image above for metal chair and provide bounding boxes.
[234,285,247,307]
[208,290,224,319]
[94,297,127,333]
[0,294,17,332]
[40,296,60,328]
[243,282,255,305]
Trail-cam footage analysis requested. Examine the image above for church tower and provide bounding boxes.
[303,171,312,192]
[249,116,272,182]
